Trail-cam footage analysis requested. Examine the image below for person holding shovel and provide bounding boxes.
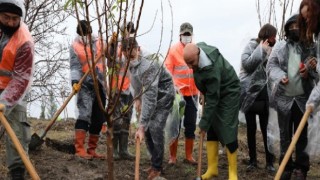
[70,20,106,160]
[121,37,175,180]
[266,14,317,179]
[0,0,34,179]
[164,22,199,165]
[183,42,240,180]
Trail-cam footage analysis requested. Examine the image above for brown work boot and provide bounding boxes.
[184,138,197,165]
[87,134,106,160]
[147,168,161,180]
[75,129,93,160]
[168,139,178,165]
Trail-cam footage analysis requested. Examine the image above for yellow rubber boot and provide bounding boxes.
[226,148,238,180]
[201,141,219,180]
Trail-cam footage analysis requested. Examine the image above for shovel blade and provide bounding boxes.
[29,133,44,151]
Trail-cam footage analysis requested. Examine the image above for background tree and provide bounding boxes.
[255,0,297,40]
[47,91,58,119]
[24,0,71,116]
[63,0,173,179]
[39,97,46,119]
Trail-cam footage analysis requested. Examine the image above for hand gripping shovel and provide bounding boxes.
[274,107,312,180]
[135,137,141,180]
[29,54,103,150]
[0,110,40,180]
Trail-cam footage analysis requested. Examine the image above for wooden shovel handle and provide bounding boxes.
[274,107,312,180]
[135,137,141,180]
[0,113,40,180]
[197,97,205,178]
[197,133,204,178]
[41,54,103,139]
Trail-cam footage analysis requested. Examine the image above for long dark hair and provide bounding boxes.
[298,0,320,44]
[256,23,277,42]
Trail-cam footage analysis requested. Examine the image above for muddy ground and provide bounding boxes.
[0,119,320,180]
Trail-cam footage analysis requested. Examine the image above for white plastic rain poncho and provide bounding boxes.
[305,34,320,159]
[0,0,33,113]
[165,92,185,145]
[129,50,175,170]
[129,55,175,129]
[70,35,106,123]
[0,0,35,171]
[266,39,319,159]
[239,39,269,113]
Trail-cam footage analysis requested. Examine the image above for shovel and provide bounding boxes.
[0,111,40,180]
[194,97,205,180]
[195,133,204,180]
[195,95,205,180]
[29,54,103,150]
[135,137,141,180]
[274,107,312,180]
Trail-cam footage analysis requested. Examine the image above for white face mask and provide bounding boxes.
[181,35,192,45]
[129,59,140,67]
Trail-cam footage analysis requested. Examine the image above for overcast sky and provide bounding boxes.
[29,0,302,118]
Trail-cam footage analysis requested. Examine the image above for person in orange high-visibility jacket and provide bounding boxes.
[0,1,34,179]
[164,22,199,165]
[70,20,106,160]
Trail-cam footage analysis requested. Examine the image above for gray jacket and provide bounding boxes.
[129,55,175,128]
[267,40,317,113]
[239,39,268,112]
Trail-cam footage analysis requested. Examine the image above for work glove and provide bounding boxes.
[72,80,81,93]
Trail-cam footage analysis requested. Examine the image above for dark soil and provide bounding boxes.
[0,119,319,180]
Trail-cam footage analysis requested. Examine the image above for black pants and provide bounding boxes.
[207,125,238,153]
[75,84,106,135]
[113,93,133,135]
[277,101,309,172]
[245,100,274,164]
[183,96,198,139]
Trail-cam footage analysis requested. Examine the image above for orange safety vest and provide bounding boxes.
[72,38,104,73]
[165,42,198,96]
[111,46,130,91]
[0,22,33,89]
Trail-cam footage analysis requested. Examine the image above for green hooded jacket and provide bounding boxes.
[195,42,240,145]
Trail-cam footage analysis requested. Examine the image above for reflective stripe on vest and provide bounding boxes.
[0,22,33,89]
[166,43,198,96]
[72,39,104,73]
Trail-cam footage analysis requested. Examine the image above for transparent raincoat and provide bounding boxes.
[165,92,185,145]
[305,34,320,160]
[129,55,175,129]
[0,11,34,114]
[266,39,319,159]
[70,36,105,122]
[239,39,268,113]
